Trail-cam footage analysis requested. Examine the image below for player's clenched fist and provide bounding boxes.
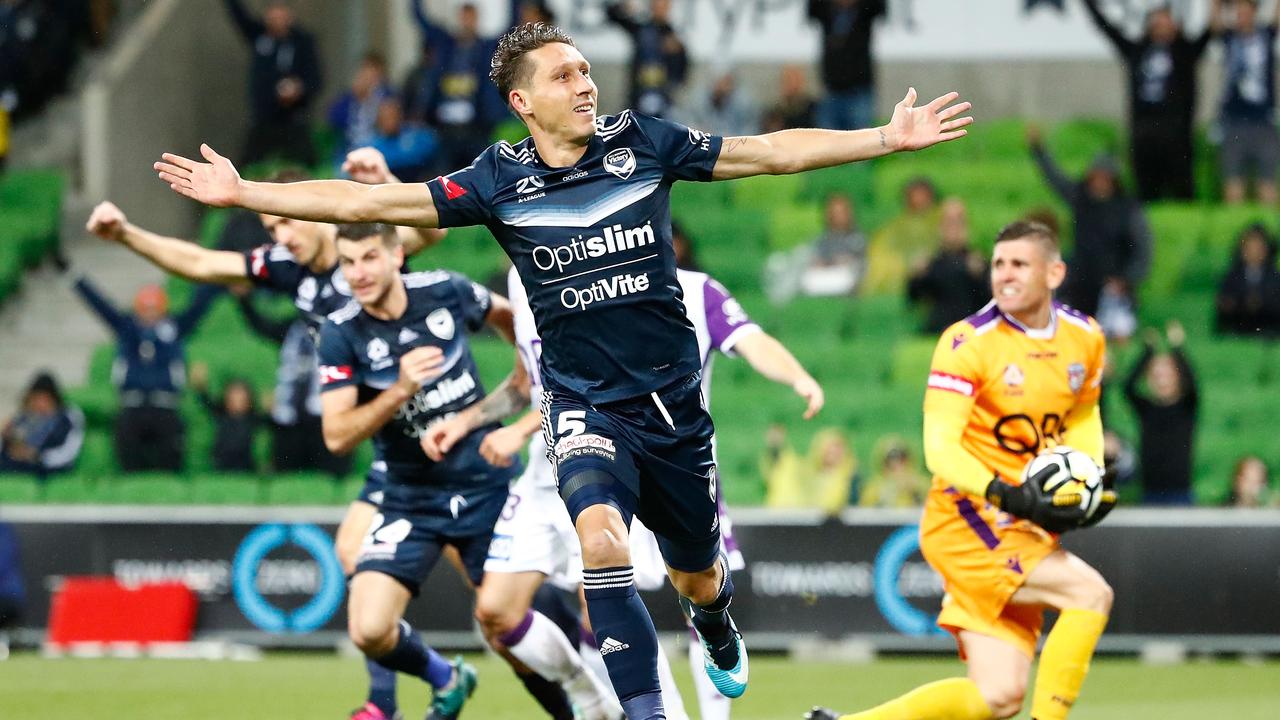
[343,147,394,185]
[396,346,445,394]
[86,201,127,242]
[420,415,468,462]
[478,425,525,468]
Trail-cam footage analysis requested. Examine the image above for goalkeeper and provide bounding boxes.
[809,221,1116,720]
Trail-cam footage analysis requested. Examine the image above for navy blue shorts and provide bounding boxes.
[542,371,720,573]
[355,483,508,595]
[355,460,389,506]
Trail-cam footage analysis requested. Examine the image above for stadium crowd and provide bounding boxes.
[1,0,1278,511]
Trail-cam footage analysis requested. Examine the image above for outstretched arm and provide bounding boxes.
[156,144,441,227]
[86,201,249,284]
[1079,0,1136,56]
[342,147,447,254]
[711,88,971,180]
[72,275,127,332]
[223,0,263,43]
[732,331,825,419]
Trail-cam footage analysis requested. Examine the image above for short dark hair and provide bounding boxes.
[490,22,576,107]
[336,222,398,248]
[994,220,1059,257]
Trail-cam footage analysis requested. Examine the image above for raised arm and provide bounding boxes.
[1080,0,1137,56]
[86,202,249,284]
[605,2,642,35]
[72,275,127,332]
[711,88,971,180]
[1029,135,1078,204]
[156,144,441,227]
[411,0,453,51]
[236,294,292,344]
[223,0,263,43]
[343,147,448,253]
[732,331,825,419]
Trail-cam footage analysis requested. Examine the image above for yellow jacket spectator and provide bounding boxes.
[858,436,928,508]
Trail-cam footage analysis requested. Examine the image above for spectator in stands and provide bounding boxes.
[606,0,688,118]
[1216,0,1280,204]
[514,0,555,25]
[0,0,84,120]
[235,294,352,477]
[675,67,758,137]
[907,197,986,334]
[369,96,440,183]
[1102,429,1139,492]
[808,428,861,515]
[224,0,321,166]
[1081,0,1215,200]
[864,177,940,294]
[761,423,804,508]
[327,52,393,161]
[408,1,505,170]
[1125,321,1199,505]
[1228,455,1272,507]
[190,362,262,473]
[74,277,221,472]
[1216,223,1280,336]
[857,436,927,508]
[0,372,83,477]
[761,64,818,133]
[1029,127,1151,317]
[672,220,701,272]
[807,0,887,131]
[799,193,867,297]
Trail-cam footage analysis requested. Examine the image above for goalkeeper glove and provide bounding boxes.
[985,466,1085,534]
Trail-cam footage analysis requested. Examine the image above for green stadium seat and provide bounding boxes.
[0,475,42,503]
[1142,203,1207,301]
[264,473,339,505]
[42,475,102,503]
[889,337,936,387]
[75,430,118,477]
[729,174,804,209]
[190,474,263,504]
[766,203,824,251]
[102,475,191,504]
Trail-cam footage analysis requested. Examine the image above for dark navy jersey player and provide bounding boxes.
[158,21,971,720]
[315,222,517,718]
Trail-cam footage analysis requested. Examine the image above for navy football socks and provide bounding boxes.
[582,566,664,719]
[365,657,398,717]
[375,620,454,689]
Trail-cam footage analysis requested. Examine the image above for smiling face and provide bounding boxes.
[337,234,404,308]
[991,236,1065,321]
[510,42,598,145]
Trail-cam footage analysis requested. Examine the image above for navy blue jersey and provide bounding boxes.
[316,270,513,488]
[426,111,724,403]
[245,243,353,334]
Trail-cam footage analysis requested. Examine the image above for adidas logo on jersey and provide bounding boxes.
[532,222,656,274]
[600,637,630,656]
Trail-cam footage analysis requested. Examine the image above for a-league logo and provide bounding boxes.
[603,148,636,179]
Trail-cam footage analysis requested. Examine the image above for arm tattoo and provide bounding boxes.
[878,128,887,149]
[723,137,748,154]
[468,374,528,427]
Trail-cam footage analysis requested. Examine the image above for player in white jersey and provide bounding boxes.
[425,264,823,720]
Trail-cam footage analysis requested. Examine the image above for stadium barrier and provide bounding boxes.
[1,506,1277,655]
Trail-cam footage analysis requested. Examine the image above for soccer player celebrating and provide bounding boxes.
[317,223,518,719]
[808,221,1117,720]
[423,261,823,720]
[153,22,969,719]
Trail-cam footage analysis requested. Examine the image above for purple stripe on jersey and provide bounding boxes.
[964,301,1000,330]
[703,276,753,351]
[955,497,1001,550]
[1053,300,1091,324]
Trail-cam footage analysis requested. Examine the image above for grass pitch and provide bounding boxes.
[2,652,1277,719]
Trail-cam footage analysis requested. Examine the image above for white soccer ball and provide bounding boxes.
[1021,446,1104,520]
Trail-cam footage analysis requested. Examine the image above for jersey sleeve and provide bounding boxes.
[426,147,498,228]
[448,271,493,332]
[244,244,304,294]
[632,113,723,182]
[316,320,360,392]
[703,277,760,356]
[922,323,997,494]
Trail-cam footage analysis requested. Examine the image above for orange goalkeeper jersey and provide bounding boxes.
[923,300,1106,490]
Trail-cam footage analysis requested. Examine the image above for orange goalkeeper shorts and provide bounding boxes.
[919,484,1059,659]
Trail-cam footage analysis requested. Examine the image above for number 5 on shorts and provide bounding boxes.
[558,410,587,438]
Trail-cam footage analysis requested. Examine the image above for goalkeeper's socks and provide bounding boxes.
[375,619,454,689]
[1030,608,1108,720]
[840,677,993,719]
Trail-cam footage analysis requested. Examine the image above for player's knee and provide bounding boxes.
[348,612,398,656]
[474,598,524,642]
[669,566,719,605]
[578,527,630,566]
[1082,576,1114,615]
[976,678,1025,719]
